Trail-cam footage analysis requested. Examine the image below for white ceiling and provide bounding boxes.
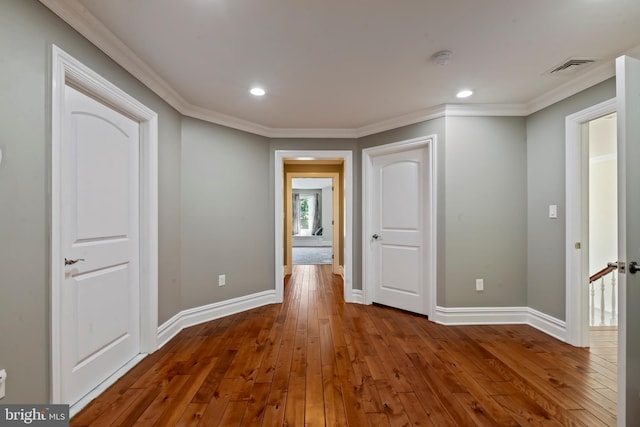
[42,0,640,136]
[292,178,333,190]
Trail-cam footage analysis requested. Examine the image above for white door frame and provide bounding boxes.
[274,150,353,302]
[565,98,616,347]
[362,136,438,317]
[50,46,158,405]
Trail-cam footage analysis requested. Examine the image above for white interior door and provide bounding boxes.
[369,145,430,314]
[61,85,141,405]
[616,54,640,426]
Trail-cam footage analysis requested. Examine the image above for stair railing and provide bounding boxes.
[589,262,618,326]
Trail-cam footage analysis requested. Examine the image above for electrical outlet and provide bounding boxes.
[218,274,226,286]
[0,369,7,400]
[475,279,484,292]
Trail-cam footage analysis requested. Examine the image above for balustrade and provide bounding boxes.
[589,263,618,327]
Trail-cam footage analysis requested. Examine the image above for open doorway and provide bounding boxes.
[284,168,341,275]
[274,151,354,304]
[587,113,618,384]
[566,98,616,347]
[588,113,618,329]
[291,178,334,265]
[565,100,618,416]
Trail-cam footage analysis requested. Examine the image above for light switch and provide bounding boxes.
[549,205,558,219]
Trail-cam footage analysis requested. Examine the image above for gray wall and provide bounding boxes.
[0,0,182,403]
[358,116,528,308]
[0,0,621,406]
[359,119,446,298]
[181,118,272,309]
[526,78,616,320]
[444,116,527,307]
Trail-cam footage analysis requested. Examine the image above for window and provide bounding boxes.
[297,194,316,235]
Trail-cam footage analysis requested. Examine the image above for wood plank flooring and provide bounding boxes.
[72,265,617,426]
[590,327,618,367]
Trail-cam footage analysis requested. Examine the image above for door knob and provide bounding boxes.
[372,234,381,240]
[65,258,85,266]
[630,261,640,274]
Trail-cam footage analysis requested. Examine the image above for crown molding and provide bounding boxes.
[38,1,637,139]
[354,105,447,137]
[353,103,529,137]
[267,128,359,139]
[181,104,273,137]
[524,41,640,115]
[525,61,616,115]
[444,103,529,117]
[40,0,189,113]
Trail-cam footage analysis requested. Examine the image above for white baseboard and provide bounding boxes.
[70,353,147,417]
[157,290,278,348]
[337,265,344,278]
[348,289,364,304]
[527,307,567,342]
[433,306,567,342]
[433,306,530,324]
[158,296,567,351]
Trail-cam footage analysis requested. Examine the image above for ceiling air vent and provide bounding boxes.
[546,57,597,76]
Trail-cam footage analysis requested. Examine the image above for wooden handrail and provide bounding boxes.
[589,262,618,283]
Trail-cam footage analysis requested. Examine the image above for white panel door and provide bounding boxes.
[616,55,640,426]
[371,146,429,314]
[61,85,140,405]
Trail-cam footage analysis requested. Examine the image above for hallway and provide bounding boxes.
[72,265,616,426]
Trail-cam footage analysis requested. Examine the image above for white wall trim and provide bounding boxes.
[527,62,616,115]
[350,289,364,304]
[433,306,567,342]
[274,150,353,303]
[69,354,147,417]
[565,98,617,347]
[527,308,568,343]
[38,1,638,139]
[362,136,438,318]
[356,106,447,137]
[157,290,277,349]
[180,102,275,137]
[50,45,158,404]
[443,103,529,118]
[40,0,187,112]
[267,127,359,139]
[433,306,530,324]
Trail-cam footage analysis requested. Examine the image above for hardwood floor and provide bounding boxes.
[72,265,617,426]
[588,326,618,407]
[590,327,618,366]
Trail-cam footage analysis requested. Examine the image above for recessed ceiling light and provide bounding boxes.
[456,89,473,99]
[250,87,266,96]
